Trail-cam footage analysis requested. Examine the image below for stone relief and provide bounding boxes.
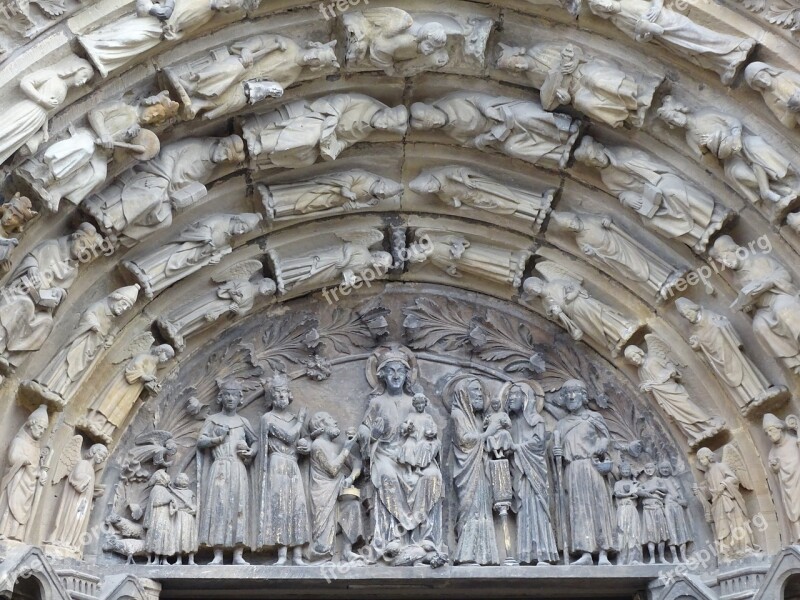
[409,166,554,232]
[257,170,402,222]
[496,42,661,128]
[614,461,641,565]
[409,92,579,169]
[342,8,493,76]
[624,334,726,447]
[763,413,800,544]
[585,0,755,85]
[574,136,733,254]
[744,62,800,130]
[0,193,38,274]
[82,135,246,247]
[0,0,68,58]
[675,298,789,416]
[242,94,408,170]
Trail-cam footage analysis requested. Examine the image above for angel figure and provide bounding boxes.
[78,334,174,445]
[120,431,179,483]
[624,335,725,447]
[156,260,276,352]
[0,193,38,274]
[409,166,554,231]
[744,62,800,130]
[523,261,642,357]
[269,228,393,294]
[47,436,108,552]
[693,445,758,561]
[763,413,800,543]
[258,170,402,221]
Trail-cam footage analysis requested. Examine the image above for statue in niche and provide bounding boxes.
[0,193,38,274]
[258,170,402,221]
[676,298,788,415]
[693,445,757,561]
[269,228,392,294]
[624,335,725,447]
[553,379,615,566]
[409,92,579,169]
[308,412,361,560]
[574,136,732,253]
[638,462,669,564]
[172,472,198,565]
[523,261,641,357]
[409,166,554,230]
[19,91,178,212]
[22,284,140,408]
[763,413,800,543]
[196,380,258,565]
[496,42,660,128]
[165,35,338,120]
[585,0,754,85]
[744,62,800,130]
[660,461,691,563]
[398,393,440,475]
[123,212,261,299]
[710,235,800,376]
[79,0,251,78]
[357,345,444,562]
[242,94,408,170]
[255,373,311,565]
[548,211,682,300]
[658,97,798,211]
[447,375,499,565]
[47,436,108,552]
[0,57,94,164]
[78,336,175,444]
[0,405,49,541]
[408,229,530,289]
[143,469,175,565]
[614,462,641,565]
[156,260,276,353]
[82,135,246,247]
[503,382,558,565]
[0,223,104,374]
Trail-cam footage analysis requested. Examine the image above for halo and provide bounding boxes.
[499,380,545,414]
[365,344,419,389]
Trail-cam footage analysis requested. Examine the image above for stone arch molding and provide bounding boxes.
[0,0,799,598]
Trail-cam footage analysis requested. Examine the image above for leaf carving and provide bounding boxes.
[255,314,319,374]
[402,298,474,351]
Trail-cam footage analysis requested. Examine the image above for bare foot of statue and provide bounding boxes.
[598,551,611,566]
[292,547,307,566]
[233,548,249,565]
[210,549,224,565]
[276,547,288,566]
[573,552,593,566]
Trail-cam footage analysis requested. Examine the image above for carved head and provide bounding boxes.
[696,447,716,467]
[257,278,277,297]
[229,213,262,237]
[656,96,689,129]
[245,81,284,105]
[153,344,175,363]
[412,393,428,413]
[27,405,49,440]
[466,378,485,412]
[658,461,673,477]
[409,172,442,195]
[675,298,701,324]
[709,235,743,270]
[267,373,292,409]
[139,91,180,125]
[763,413,786,443]
[787,212,800,234]
[417,23,447,56]
[744,62,778,91]
[549,211,582,233]
[489,394,503,412]
[89,444,109,465]
[61,60,94,87]
[69,223,104,262]
[109,284,140,316]
[174,473,190,489]
[623,345,645,366]
[573,136,609,168]
[371,106,409,135]
[0,193,37,232]
[619,461,632,478]
[410,103,447,130]
[504,385,524,414]
[560,379,588,412]
[378,360,409,394]
[218,379,244,411]
[371,177,403,199]
[302,41,339,71]
[642,462,656,477]
[522,277,545,298]
[212,135,246,164]
[149,469,171,487]
[496,44,529,72]
[310,411,339,440]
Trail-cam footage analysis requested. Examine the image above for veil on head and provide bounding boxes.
[500,380,545,425]
[365,344,419,393]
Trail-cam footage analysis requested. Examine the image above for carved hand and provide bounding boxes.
[552,445,563,459]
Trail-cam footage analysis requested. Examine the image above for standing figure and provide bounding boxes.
[553,379,616,566]
[143,469,176,565]
[660,461,691,563]
[196,380,258,565]
[614,462,641,565]
[398,393,440,474]
[483,395,514,460]
[172,473,198,566]
[504,382,558,565]
[638,462,669,564]
[763,413,800,543]
[255,374,311,565]
[744,62,800,130]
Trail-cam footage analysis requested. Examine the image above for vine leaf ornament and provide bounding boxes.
[741,0,800,31]
[402,297,475,351]
[315,306,380,353]
[255,314,320,375]
[470,313,546,376]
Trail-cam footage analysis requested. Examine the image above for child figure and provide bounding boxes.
[614,462,642,565]
[172,473,198,566]
[483,395,514,459]
[398,393,440,473]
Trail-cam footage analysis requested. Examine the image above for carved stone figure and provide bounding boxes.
[504,382,558,565]
[197,380,258,565]
[658,97,798,211]
[269,229,392,294]
[710,235,800,375]
[586,0,754,84]
[763,413,800,543]
[79,0,250,78]
[398,393,440,473]
[82,135,246,247]
[447,375,499,565]
[676,298,788,415]
[123,212,261,299]
[409,166,554,231]
[553,379,615,566]
[496,42,660,128]
[156,260,276,353]
[410,92,579,169]
[549,211,682,300]
[0,58,94,165]
[171,472,198,565]
[0,405,48,541]
[143,469,175,565]
[0,0,66,57]
[120,430,179,484]
[660,461,691,563]
[638,462,669,564]
[258,170,402,221]
[693,445,757,561]
[614,462,641,565]
[523,261,642,357]
[574,136,732,253]
[165,35,338,120]
[19,92,177,212]
[625,335,725,447]
[483,395,514,459]
[744,62,800,130]
[22,284,140,409]
[47,437,108,552]
[409,229,530,289]
[243,94,408,170]
[0,193,38,274]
